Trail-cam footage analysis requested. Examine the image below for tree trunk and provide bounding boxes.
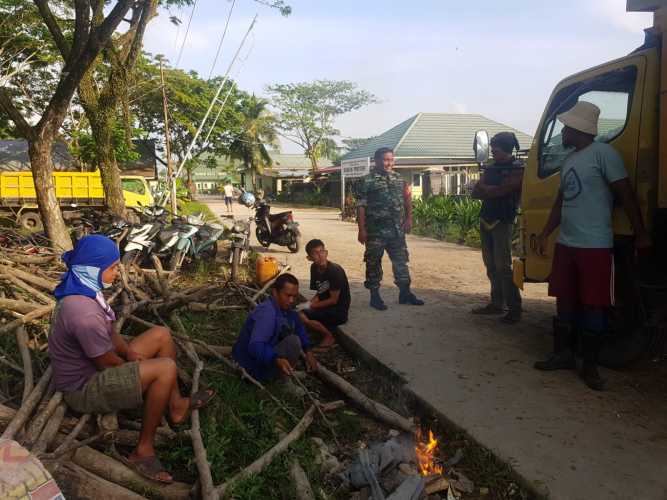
[91,113,127,217]
[308,150,318,175]
[27,137,72,252]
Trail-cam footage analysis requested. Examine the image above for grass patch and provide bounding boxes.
[178,199,220,223]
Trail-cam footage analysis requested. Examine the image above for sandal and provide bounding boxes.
[120,454,173,484]
[169,388,216,426]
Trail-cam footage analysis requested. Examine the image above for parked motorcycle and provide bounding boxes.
[168,214,225,271]
[120,205,168,269]
[228,216,252,281]
[253,197,301,253]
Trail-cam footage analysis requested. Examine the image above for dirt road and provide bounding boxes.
[206,199,667,500]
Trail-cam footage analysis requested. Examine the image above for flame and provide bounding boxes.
[415,428,443,476]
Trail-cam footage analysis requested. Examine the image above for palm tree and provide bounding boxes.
[229,95,279,189]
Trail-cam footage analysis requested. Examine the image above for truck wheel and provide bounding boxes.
[19,212,43,232]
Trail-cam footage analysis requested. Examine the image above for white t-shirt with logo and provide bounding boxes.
[223,184,234,197]
[558,142,628,249]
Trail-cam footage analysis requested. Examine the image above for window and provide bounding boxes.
[412,173,421,187]
[121,178,146,195]
[538,66,637,179]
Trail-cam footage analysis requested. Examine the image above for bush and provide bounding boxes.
[412,195,481,247]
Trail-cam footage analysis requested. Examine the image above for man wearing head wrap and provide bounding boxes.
[48,235,215,483]
[471,131,524,324]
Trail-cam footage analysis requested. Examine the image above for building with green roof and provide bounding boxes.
[339,113,532,198]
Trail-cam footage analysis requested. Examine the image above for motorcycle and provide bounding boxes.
[253,197,301,253]
[168,214,225,271]
[120,205,168,269]
[228,216,252,281]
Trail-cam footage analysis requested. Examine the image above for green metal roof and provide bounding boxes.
[340,113,533,162]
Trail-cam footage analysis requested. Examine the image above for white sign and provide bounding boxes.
[341,157,370,178]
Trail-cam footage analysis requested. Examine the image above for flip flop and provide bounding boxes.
[169,388,216,426]
[120,454,173,484]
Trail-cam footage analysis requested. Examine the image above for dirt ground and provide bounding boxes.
[205,199,667,500]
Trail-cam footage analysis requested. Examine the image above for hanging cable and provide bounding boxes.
[175,0,199,68]
[164,14,258,208]
[207,0,236,80]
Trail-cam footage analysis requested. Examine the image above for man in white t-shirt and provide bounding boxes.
[534,101,651,390]
[223,181,234,213]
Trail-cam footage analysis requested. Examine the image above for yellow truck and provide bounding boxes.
[0,171,153,230]
[476,1,667,367]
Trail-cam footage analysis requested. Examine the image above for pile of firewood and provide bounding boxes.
[0,246,417,500]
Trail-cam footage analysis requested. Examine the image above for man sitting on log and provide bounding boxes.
[233,273,318,381]
[298,239,351,350]
[48,235,215,484]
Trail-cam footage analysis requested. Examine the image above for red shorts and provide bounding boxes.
[548,243,614,307]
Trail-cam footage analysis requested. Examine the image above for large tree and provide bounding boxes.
[228,94,278,189]
[266,79,377,173]
[0,0,139,251]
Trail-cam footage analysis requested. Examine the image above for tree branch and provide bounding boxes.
[0,88,33,139]
[32,0,71,59]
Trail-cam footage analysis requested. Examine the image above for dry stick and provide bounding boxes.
[180,337,215,500]
[0,349,24,374]
[290,372,340,447]
[251,265,291,304]
[0,253,57,265]
[118,263,136,302]
[315,364,415,433]
[0,304,54,336]
[51,414,91,456]
[213,405,317,499]
[107,286,124,306]
[0,298,41,314]
[1,365,52,440]
[40,431,107,461]
[187,303,246,312]
[32,400,67,454]
[290,460,316,500]
[23,391,64,448]
[0,265,57,291]
[15,326,33,403]
[1,271,55,305]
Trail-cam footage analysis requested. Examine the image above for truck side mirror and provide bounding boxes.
[473,130,490,164]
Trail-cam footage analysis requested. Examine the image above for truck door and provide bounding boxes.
[522,57,646,281]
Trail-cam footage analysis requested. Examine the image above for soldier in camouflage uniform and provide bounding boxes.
[356,147,424,310]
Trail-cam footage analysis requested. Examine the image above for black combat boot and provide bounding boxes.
[398,285,424,305]
[534,317,577,370]
[580,334,605,391]
[369,288,388,311]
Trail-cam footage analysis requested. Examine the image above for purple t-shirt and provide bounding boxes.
[48,295,114,392]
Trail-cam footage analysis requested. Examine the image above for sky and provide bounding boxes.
[142,0,653,154]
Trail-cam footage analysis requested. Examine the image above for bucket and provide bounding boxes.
[256,256,280,285]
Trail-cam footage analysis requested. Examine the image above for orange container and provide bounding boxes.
[256,256,280,285]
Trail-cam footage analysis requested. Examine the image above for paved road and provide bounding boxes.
[206,199,667,500]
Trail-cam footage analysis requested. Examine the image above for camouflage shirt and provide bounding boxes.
[357,170,406,238]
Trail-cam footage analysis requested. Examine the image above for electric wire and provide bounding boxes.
[207,0,237,81]
[174,0,199,69]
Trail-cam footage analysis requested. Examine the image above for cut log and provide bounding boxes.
[15,326,33,403]
[23,391,63,448]
[0,270,55,304]
[0,298,40,314]
[32,400,67,454]
[315,365,415,433]
[48,461,146,500]
[213,405,317,499]
[290,460,316,500]
[1,365,52,439]
[0,304,55,336]
[0,265,57,292]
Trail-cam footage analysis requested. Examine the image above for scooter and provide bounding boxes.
[253,197,301,253]
[120,205,168,269]
[168,214,225,271]
[228,216,252,281]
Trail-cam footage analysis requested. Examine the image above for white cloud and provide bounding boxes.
[589,0,653,33]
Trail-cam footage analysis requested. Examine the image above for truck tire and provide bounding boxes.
[19,212,43,232]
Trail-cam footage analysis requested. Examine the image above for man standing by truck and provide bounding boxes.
[357,147,423,310]
[534,101,651,391]
[471,132,524,324]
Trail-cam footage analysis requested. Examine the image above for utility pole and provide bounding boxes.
[160,60,178,215]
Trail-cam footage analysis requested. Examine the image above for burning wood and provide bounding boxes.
[415,428,443,476]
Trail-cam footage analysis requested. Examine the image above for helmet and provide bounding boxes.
[239,191,256,207]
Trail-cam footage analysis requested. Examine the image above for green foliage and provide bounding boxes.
[341,136,374,153]
[70,121,141,167]
[177,199,220,222]
[266,80,378,170]
[412,195,482,247]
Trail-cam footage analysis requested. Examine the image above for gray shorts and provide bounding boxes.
[64,362,143,414]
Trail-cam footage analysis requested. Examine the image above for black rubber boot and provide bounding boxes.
[580,334,605,391]
[398,285,424,305]
[534,317,577,371]
[369,288,388,311]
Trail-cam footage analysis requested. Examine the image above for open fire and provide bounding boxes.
[415,428,443,476]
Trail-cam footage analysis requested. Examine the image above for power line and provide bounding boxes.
[207,0,236,81]
[175,0,199,68]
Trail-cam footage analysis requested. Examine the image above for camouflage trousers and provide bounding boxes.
[363,235,411,290]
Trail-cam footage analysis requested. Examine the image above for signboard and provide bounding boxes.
[341,157,370,178]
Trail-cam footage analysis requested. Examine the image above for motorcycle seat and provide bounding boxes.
[269,211,292,221]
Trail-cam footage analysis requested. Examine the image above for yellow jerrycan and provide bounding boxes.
[256,256,279,286]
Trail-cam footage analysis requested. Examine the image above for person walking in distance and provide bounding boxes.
[223,180,235,213]
[471,132,524,324]
[357,147,424,310]
[533,101,651,390]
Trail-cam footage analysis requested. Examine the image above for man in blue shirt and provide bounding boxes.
[233,273,318,382]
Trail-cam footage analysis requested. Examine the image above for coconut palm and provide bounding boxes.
[229,94,279,189]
